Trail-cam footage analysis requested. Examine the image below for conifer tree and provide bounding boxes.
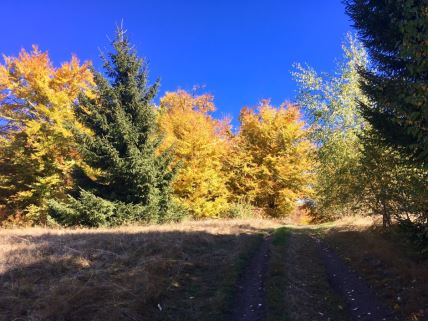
[50,27,179,226]
[345,0,428,163]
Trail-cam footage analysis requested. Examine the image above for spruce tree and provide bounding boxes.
[50,27,179,226]
[345,0,428,163]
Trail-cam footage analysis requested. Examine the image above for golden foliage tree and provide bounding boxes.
[159,90,230,218]
[0,46,93,223]
[227,100,314,217]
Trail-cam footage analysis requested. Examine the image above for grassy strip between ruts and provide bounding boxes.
[266,227,290,321]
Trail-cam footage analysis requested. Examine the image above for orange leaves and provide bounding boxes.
[0,46,94,128]
[159,93,314,218]
[161,89,215,113]
[53,55,93,98]
[0,46,315,222]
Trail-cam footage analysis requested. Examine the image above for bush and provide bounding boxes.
[49,189,187,227]
[398,220,428,259]
[222,201,256,219]
[49,190,119,227]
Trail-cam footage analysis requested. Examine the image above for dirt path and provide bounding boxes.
[232,228,399,321]
[283,231,348,321]
[232,236,270,321]
[316,237,400,321]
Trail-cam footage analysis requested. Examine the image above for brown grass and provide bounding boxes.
[319,217,428,321]
[0,219,279,321]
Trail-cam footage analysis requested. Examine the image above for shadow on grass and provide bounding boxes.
[316,225,428,321]
[0,225,273,321]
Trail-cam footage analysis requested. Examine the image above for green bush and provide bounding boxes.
[222,201,255,219]
[398,220,428,259]
[48,189,187,227]
[49,190,119,227]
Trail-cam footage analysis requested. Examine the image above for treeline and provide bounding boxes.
[0,30,314,226]
[0,0,427,252]
[294,0,427,252]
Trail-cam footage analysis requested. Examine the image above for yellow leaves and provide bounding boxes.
[161,90,215,113]
[159,90,230,218]
[160,95,313,217]
[53,55,94,98]
[227,100,315,217]
[0,46,93,124]
[0,46,93,221]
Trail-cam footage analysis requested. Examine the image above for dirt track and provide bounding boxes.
[232,236,270,321]
[232,228,399,321]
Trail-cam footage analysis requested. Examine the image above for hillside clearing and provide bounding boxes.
[0,218,426,321]
[0,219,279,321]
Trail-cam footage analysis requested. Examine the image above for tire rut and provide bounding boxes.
[284,231,348,321]
[315,236,400,321]
[232,236,270,321]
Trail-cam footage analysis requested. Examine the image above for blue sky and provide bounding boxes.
[0,0,352,125]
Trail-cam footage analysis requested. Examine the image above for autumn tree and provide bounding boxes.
[158,90,230,218]
[227,100,314,217]
[0,46,93,224]
[295,33,428,245]
[49,28,179,226]
[293,34,368,218]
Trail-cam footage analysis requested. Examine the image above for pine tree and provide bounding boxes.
[345,0,428,163]
[50,27,180,226]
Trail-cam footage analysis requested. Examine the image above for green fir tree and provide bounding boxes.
[345,0,428,163]
[50,27,181,226]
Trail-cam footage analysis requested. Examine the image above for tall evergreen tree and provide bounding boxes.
[345,0,428,163]
[50,27,179,226]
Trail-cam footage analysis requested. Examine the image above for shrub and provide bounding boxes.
[222,201,256,219]
[49,189,187,227]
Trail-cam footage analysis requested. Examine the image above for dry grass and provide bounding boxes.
[0,219,279,321]
[319,217,428,321]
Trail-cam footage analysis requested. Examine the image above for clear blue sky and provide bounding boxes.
[0,0,352,125]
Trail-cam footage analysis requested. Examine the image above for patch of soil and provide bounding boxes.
[316,237,400,321]
[232,236,271,321]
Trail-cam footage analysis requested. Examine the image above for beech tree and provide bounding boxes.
[0,46,93,223]
[227,100,314,217]
[293,34,368,218]
[159,90,230,218]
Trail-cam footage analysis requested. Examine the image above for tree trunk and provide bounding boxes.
[381,198,391,228]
